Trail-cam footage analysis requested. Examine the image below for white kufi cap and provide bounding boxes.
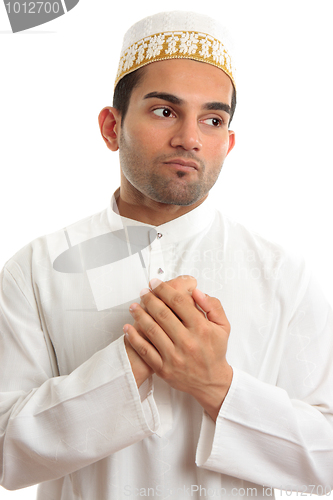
[115,11,236,89]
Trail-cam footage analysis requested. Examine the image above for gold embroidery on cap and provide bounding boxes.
[115,30,235,88]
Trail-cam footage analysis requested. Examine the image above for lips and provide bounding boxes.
[163,158,199,170]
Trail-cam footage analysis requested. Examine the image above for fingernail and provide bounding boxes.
[123,325,129,333]
[140,287,150,297]
[150,278,162,290]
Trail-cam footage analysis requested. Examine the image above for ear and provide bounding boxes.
[226,130,235,156]
[98,107,122,151]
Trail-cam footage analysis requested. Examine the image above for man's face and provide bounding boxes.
[118,59,235,207]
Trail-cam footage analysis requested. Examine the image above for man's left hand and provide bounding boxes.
[124,277,233,421]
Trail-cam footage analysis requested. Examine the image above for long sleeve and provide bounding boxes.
[0,265,159,490]
[196,272,333,490]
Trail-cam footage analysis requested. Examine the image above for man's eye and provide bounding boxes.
[153,108,174,118]
[202,117,223,127]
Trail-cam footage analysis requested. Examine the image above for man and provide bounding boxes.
[0,10,332,500]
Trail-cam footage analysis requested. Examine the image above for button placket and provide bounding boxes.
[148,231,166,281]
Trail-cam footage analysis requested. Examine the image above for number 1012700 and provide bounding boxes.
[5,2,61,14]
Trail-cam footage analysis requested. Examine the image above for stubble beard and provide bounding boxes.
[119,133,223,206]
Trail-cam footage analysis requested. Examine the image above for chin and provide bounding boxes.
[148,188,204,207]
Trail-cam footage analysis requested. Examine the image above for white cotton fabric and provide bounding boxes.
[0,190,333,499]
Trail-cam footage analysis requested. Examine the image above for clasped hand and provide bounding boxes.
[124,275,233,421]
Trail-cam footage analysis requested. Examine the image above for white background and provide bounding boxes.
[0,0,332,498]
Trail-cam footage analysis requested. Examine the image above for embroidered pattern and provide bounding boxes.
[123,44,137,72]
[136,43,147,64]
[165,34,180,55]
[212,40,226,66]
[146,34,165,59]
[115,30,235,88]
[179,32,199,55]
[199,36,211,58]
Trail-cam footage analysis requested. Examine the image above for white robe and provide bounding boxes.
[1,191,332,499]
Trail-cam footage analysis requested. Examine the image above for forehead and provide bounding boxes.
[132,59,234,106]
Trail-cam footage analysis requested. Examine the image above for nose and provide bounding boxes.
[170,116,202,151]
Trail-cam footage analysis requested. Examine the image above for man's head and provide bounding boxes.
[99,11,236,216]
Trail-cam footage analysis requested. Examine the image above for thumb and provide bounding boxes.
[192,288,230,331]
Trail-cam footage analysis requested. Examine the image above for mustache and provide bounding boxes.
[156,153,205,171]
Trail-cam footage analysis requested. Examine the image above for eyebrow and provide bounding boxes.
[143,92,231,115]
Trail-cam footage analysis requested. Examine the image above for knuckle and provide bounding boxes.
[137,345,149,357]
[172,353,186,371]
[170,292,185,307]
[155,306,170,323]
[146,322,159,339]
[182,339,197,356]
[168,275,197,293]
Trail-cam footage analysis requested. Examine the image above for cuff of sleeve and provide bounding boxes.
[195,367,314,485]
[120,335,160,434]
[195,367,239,467]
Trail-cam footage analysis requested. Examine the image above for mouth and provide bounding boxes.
[163,158,199,172]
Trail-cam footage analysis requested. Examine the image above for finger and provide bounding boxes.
[147,279,203,329]
[191,288,230,332]
[195,302,208,319]
[123,333,154,387]
[133,321,151,343]
[140,285,195,340]
[129,301,176,352]
[124,323,163,372]
[166,275,197,294]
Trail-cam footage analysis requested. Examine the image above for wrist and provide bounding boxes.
[196,365,233,422]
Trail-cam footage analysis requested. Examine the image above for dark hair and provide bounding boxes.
[113,65,237,126]
[113,67,146,124]
[229,84,236,125]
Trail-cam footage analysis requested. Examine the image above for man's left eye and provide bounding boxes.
[202,117,223,127]
[153,108,174,118]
